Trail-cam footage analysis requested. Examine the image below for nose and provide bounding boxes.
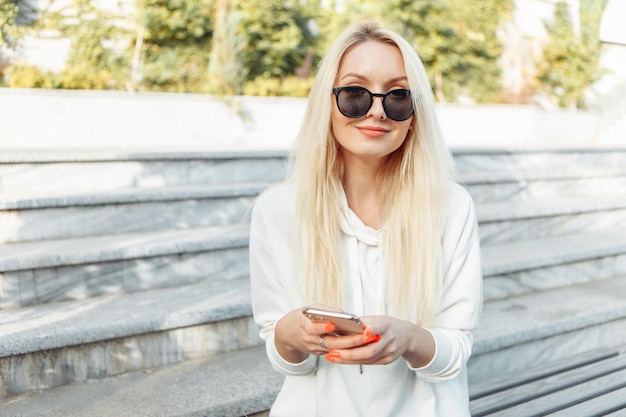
[367,96,387,120]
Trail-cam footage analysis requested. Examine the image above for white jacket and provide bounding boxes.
[250,182,482,417]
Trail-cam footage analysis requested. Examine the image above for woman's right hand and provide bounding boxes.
[273,304,341,363]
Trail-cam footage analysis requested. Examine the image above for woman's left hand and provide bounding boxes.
[322,315,435,368]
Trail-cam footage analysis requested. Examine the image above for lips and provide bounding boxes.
[357,126,390,138]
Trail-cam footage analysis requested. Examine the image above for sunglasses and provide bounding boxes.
[332,86,414,121]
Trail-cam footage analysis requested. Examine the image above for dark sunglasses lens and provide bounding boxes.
[384,90,413,121]
[337,87,371,118]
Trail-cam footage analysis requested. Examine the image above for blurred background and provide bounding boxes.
[2,4,626,415]
[1,0,625,110]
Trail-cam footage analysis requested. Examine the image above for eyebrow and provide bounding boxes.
[340,73,408,84]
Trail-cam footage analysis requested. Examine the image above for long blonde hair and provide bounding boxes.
[290,22,454,325]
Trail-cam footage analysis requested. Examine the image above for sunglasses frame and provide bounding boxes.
[332,86,414,121]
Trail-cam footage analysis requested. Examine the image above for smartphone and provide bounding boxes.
[302,307,365,334]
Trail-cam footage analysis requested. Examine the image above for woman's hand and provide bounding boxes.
[274,304,346,363]
[321,315,436,368]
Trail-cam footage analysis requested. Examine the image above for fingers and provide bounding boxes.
[362,327,382,344]
[322,323,389,365]
[311,334,330,355]
[324,339,390,365]
[315,325,382,353]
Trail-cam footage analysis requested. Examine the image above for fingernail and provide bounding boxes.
[364,328,374,337]
[364,334,382,344]
[325,351,341,360]
[324,323,336,332]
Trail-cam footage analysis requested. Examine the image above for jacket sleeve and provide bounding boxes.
[249,187,318,376]
[409,184,483,381]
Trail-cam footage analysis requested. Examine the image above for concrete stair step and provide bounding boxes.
[3,148,625,197]
[0,149,287,193]
[476,196,626,244]
[469,276,626,385]
[2,185,624,245]
[0,346,278,417]
[462,168,626,203]
[1,229,624,396]
[0,224,249,309]
[0,277,260,399]
[482,229,626,301]
[1,222,624,309]
[2,277,626,416]
[0,183,268,243]
[453,147,626,173]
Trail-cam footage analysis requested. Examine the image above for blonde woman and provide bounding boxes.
[250,21,482,417]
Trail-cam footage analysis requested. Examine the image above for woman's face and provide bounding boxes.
[331,40,413,165]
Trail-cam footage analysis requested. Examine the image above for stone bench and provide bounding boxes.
[469,345,626,416]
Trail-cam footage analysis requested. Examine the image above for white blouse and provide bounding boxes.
[249,182,483,417]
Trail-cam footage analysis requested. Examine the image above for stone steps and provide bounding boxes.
[476,196,626,244]
[470,275,626,383]
[482,229,626,301]
[462,168,626,203]
[2,146,626,415]
[0,346,278,417]
[2,182,624,245]
[4,190,624,245]
[0,278,259,398]
[2,276,625,416]
[3,148,626,199]
[0,149,288,193]
[0,193,622,247]
[0,183,267,243]
[0,225,250,309]
[1,215,625,309]
[452,147,626,173]
[1,229,625,398]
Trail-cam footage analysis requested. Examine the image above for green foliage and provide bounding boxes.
[138,0,214,42]
[0,0,19,48]
[536,0,607,109]
[38,0,129,90]
[6,63,57,88]
[140,42,210,93]
[243,74,314,97]
[237,0,316,80]
[208,1,246,95]
[343,0,513,103]
[2,0,608,105]
[137,0,214,93]
[1,0,21,83]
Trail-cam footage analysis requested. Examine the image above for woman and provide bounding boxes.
[249,21,482,417]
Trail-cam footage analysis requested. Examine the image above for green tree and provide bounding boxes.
[339,0,512,103]
[137,0,215,93]
[536,0,606,109]
[0,0,19,47]
[234,0,325,96]
[1,0,35,83]
[208,0,246,95]
[1,0,19,81]
[37,0,129,89]
[237,0,315,81]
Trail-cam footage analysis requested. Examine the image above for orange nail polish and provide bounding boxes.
[364,328,374,337]
[324,323,336,332]
[326,351,341,359]
[364,334,382,344]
